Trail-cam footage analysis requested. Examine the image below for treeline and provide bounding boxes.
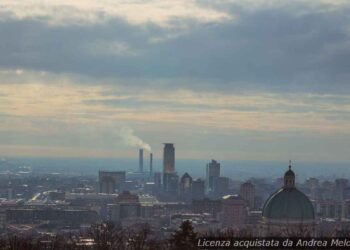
[2,221,350,249]
[0,220,198,250]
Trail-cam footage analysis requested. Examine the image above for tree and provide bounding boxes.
[169,220,197,250]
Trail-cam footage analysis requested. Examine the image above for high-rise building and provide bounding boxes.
[192,179,205,200]
[240,182,255,209]
[99,171,126,194]
[213,177,229,197]
[206,159,220,192]
[179,173,192,202]
[163,143,175,173]
[154,172,162,190]
[139,149,144,173]
[163,143,176,193]
[163,172,179,195]
[149,153,153,175]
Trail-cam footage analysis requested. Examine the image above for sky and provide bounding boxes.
[0,0,349,162]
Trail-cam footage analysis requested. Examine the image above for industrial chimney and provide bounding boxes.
[139,149,143,172]
[150,153,153,174]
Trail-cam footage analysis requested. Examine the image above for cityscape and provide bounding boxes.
[1,0,350,249]
[0,144,350,248]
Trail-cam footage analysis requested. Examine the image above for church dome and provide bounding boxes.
[262,188,314,221]
[262,162,314,221]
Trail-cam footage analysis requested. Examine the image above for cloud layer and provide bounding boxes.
[0,71,349,161]
[0,1,349,161]
[0,0,349,92]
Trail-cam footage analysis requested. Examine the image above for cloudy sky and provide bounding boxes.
[0,0,349,162]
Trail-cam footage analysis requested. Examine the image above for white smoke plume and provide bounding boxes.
[119,127,151,152]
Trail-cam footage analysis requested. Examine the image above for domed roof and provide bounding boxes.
[262,187,314,221]
[263,162,314,221]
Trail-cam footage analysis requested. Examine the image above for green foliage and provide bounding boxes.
[169,220,198,250]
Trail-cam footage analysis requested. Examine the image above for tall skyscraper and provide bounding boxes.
[206,159,220,192]
[154,172,162,190]
[149,153,153,174]
[179,173,192,202]
[163,143,175,193]
[139,149,143,173]
[163,143,175,173]
[214,176,229,197]
[240,181,255,209]
[192,179,205,200]
[163,172,179,195]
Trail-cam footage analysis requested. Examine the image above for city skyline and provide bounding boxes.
[1,1,350,247]
[0,1,350,162]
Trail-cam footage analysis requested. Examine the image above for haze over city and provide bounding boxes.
[2,2,350,248]
[0,0,350,164]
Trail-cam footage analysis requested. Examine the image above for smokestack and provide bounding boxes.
[150,153,153,174]
[139,149,143,172]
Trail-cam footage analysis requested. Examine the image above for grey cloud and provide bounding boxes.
[0,2,350,93]
[84,95,350,118]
